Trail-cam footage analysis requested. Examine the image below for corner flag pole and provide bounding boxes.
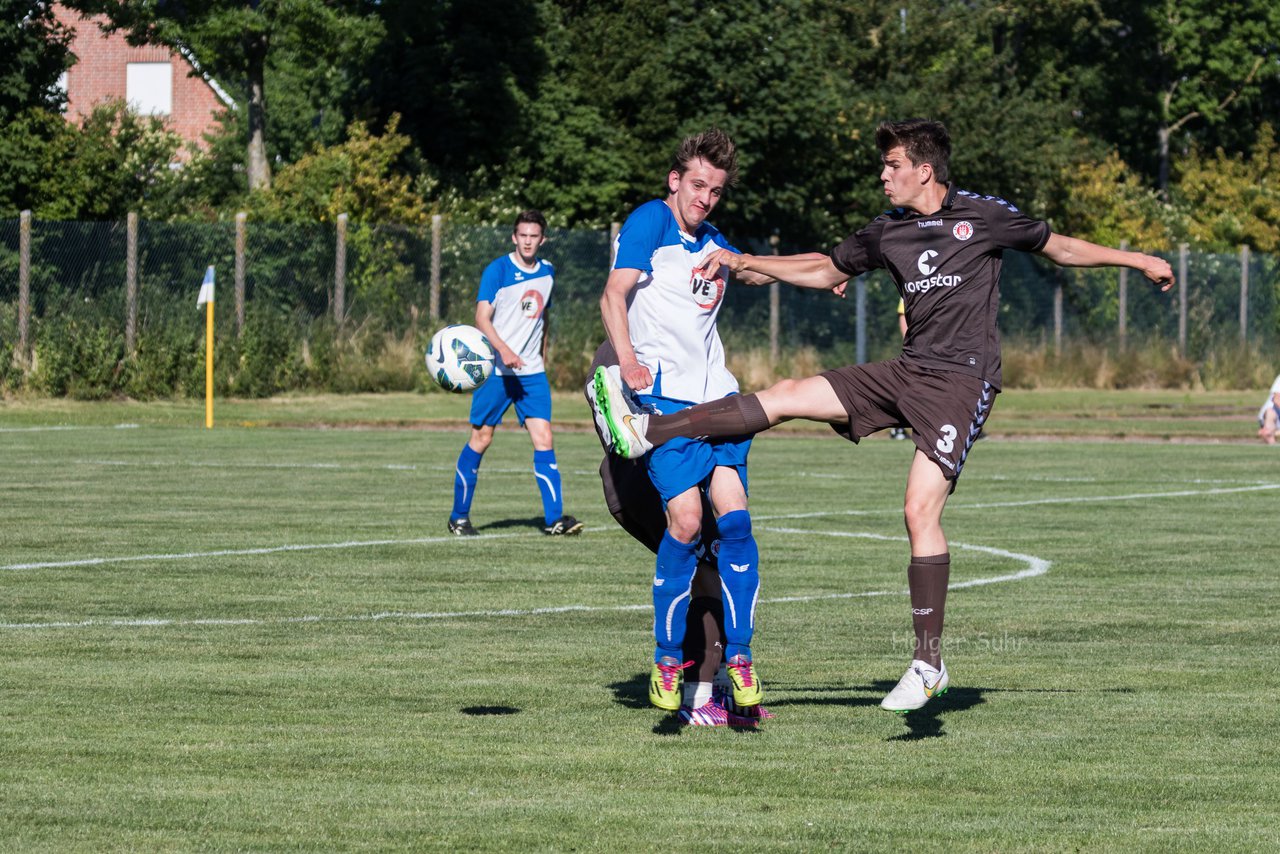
[197,266,215,429]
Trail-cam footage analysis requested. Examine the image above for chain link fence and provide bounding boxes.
[2,213,1277,397]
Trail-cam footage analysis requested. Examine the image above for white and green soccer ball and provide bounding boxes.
[425,324,495,393]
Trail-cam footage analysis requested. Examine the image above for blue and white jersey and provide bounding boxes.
[477,253,555,376]
[612,199,740,404]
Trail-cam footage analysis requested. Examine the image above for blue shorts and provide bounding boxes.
[469,372,553,427]
[640,394,751,503]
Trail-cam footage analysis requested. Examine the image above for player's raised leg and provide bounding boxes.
[593,372,848,457]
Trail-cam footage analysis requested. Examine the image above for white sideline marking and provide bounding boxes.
[0,530,1047,631]
[757,482,1280,520]
[0,424,138,433]
[52,459,551,476]
[2,481,1264,631]
[1,534,525,572]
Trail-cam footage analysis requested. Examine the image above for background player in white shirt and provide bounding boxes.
[448,210,582,537]
[1258,374,1280,444]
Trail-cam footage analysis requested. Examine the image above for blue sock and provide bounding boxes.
[533,449,563,525]
[653,531,698,661]
[716,509,759,661]
[451,444,483,521]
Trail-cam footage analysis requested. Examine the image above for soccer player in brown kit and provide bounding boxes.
[593,118,1175,713]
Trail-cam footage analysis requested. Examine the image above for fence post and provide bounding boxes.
[17,210,30,371]
[334,213,347,327]
[1178,243,1188,356]
[429,214,442,322]
[125,212,138,355]
[235,212,247,336]
[1239,244,1250,342]
[768,233,780,363]
[855,275,867,364]
[1053,275,1063,355]
[1117,239,1128,351]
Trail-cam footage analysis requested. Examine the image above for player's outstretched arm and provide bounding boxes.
[1040,233,1175,292]
[699,249,846,291]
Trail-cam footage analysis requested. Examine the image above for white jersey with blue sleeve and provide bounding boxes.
[612,199,740,404]
[477,253,554,376]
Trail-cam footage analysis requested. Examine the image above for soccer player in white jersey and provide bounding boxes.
[448,210,583,537]
[596,129,780,717]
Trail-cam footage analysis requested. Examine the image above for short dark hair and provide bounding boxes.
[514,210,547,233]
[671,128,739,186]
[875,119,951,184]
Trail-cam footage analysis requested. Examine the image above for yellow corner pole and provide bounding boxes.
[205,297,214,428]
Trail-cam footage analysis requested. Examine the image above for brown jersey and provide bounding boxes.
[830,184,1051,390]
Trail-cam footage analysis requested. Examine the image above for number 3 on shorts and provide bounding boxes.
[936,424,957,454]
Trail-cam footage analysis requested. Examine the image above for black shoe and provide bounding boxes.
[543,515,584,536]
[448,517,478,536]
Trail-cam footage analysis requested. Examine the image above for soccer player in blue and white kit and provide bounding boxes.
[597,129,780,717]
[448,210,583,538]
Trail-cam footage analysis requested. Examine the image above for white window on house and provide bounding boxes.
[55,71,69,113]
[126,62,173,116]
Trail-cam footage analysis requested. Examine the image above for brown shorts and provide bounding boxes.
[820,358,996,481]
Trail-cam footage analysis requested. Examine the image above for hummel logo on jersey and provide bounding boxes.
[917,249,939,276]
[916,219,943,229]
[730,563,752,573]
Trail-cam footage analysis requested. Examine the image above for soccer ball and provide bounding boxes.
[425,324,495,392]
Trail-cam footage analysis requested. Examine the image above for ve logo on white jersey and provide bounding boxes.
[917,250,939,276]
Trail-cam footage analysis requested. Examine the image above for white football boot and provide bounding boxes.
[880,659,949,713]
[592,365,653,460]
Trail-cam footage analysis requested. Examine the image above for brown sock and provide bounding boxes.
[648,394,771,445]
[907,553,950,669]
[684,596,725,684]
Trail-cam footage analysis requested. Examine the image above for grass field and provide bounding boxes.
[2,391,1278,850]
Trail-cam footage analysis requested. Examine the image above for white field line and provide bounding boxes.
[756,482,1280,520]
[46,459,564,476]
[0,529,1046,631]
[0,424,139,432]
[14,456,1278,486]
[1,533,525,572]
[1,481,1266,631]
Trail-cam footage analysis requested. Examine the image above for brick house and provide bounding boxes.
[53,3,235,150]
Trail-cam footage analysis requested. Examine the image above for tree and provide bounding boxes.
[0,0,73,123]
[1173,125,1280,253]
[1082,0,1280,193]
[62,0,383,192]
